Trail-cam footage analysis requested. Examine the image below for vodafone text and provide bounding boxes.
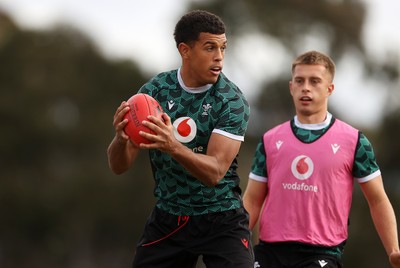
[192,146,204,153]
[282,181,318,192]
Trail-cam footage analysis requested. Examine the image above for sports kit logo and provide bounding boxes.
[167,100,175,110]
[241,238,249,248]
[276,140,283,149]
[318,259,328,267]
[173,117,196,143]
[284,155,318,192]
[291,155,314,180]
[331,143,340,154]
[202,103,212,116]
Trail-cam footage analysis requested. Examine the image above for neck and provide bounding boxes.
[179,66,198,88]
[296,112,328,125]
[177,68,211,93]
[294,112,332,130]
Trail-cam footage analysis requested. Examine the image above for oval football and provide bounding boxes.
[123,93,163,145]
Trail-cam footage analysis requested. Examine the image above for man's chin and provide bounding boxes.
[206,76,219,85]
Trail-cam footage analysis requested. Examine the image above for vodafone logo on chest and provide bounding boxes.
[282,155,318,193]
[173,117,197,143]
[291,155,314,180]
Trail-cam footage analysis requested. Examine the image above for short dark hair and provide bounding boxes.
[173,10,225,47]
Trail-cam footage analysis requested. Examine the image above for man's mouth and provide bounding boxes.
[300,96,312,101]
[210,66,222,75]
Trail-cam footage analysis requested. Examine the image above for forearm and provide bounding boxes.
[243,179,268,230]
[169,142,225,187]
[107,136,139,174]
[243,199,261,230]
[139,116,240,186]
[370,197,399,256]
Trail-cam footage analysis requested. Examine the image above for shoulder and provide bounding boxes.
[264,121,291,137]
[214,72,240,90]
[213,73,248,104]
[357,132,374,150]
[332,118,359,134]
[152,69,178,83]
[140,70,179,94]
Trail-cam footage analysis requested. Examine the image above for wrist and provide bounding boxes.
[168,140,186,157]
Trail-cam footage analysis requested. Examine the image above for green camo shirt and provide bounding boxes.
[138,70,250,216]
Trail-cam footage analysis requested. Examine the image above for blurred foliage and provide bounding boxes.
[190,0,399,131]
[0,0,400,267]
[193,0,366,58]
[0,10,155,268]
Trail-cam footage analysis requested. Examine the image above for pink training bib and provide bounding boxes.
[260,120,358,246]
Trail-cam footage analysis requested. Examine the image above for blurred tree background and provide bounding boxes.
[0,0,399,267]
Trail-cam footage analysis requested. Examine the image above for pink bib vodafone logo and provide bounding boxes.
[291,155,314,180]
[173,117,196,143]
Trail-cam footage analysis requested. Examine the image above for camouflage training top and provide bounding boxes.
[138,69,250,216]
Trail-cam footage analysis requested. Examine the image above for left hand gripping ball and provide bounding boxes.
[123,93,164,146]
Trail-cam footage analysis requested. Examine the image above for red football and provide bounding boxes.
[123,93,164,146]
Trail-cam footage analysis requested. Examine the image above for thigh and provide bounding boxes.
[133,246,198,268]
[133,208,198,268]
[253,243,281,268]
[254,242,343,268]
[201,208,254,268]
[295,255,343,268]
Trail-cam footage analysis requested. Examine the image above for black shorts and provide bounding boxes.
[254,241,344,268]
[132,207,254,268]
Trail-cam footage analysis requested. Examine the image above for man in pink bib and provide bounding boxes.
[244,50,400,268]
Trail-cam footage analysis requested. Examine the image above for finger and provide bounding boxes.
[147,115,167,127]
[141,120,161,132]
[138,130,158,142]
[120,132,130,141]
[113,106,130,127]
[119,105,130,117]
[161,113,171,125]
[139,142,155,150]
[114,101,128,115]
[117,131,130,142]
[116,118,129,131]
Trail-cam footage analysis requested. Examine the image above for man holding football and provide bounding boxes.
[107,10,253,268]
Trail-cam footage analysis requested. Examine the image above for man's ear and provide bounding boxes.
[178,43,190,59]
[327,84,334,95]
